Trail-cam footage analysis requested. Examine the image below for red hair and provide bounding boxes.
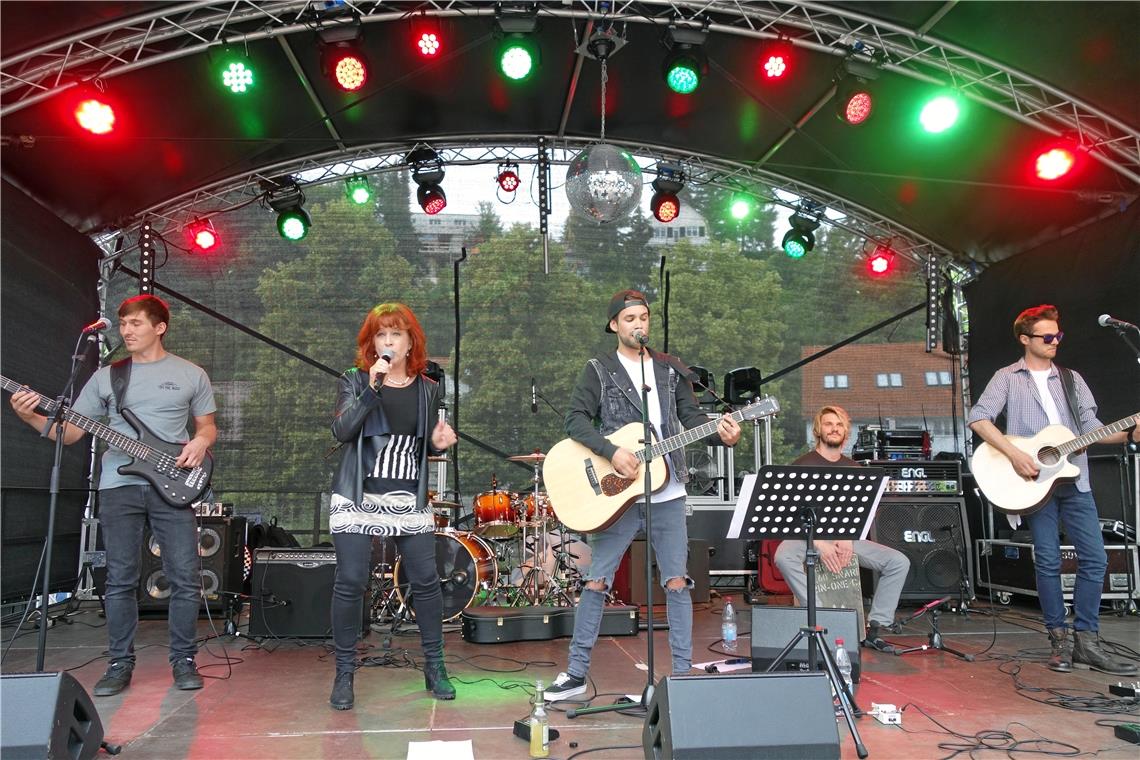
[354,303,428,376]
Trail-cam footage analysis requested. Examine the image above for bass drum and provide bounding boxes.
[395,531,497,621]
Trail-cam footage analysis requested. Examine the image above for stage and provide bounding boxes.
[3,595,1138,759]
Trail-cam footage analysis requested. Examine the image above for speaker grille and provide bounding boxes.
[873,498,970,599]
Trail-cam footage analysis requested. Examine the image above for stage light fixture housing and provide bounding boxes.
[417,31,441,57]
[920,94,961,133]
[724,367,764,405]
[834,59,879,126]
[264,179,312,241]
[319,25,368,92]
[662,26,708,94]
[650,166,685,223]
[345,176,373,205]
[218,51,254,94]
[782,212,821,258]
[496,162,521,193]
[730,195,752,221]
[187,219,219,252]
[1035,146,1077,181]
[409,147,448,215]
[74,96,116,135]
[495,11,539,81]
[866,245,896,276]
[760,40,792,80]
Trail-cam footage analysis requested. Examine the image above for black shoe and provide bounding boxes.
[330,671,354,710]
[93,660,134,697]
[424,661,456,700]
[545,672,586,702]
[1073,630,1138,675]
[862,622,898,654]
[171,657,204,690]
[1047,627,1072,673]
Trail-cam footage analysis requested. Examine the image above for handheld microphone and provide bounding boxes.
[81,317,112,334]
[633,331,649,346]
[1098,314,1138,331]
[380,349,395,364]
[531,378,538,414]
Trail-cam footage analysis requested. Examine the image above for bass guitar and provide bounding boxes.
[2,375,213,508]
[543,396,780,532]
[971,413,1139,515]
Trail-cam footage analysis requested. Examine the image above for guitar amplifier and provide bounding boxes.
[863,459,962,496]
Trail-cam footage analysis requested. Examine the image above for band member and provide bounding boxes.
[774,405,910,652]
[545,289,741,701]
[10,295,216,695]
[328,303,458,709]
[968,304,1139,675]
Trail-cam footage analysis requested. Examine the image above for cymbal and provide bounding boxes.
[428,455,449,463]
[431,500,461,510]
[507,451,546,464]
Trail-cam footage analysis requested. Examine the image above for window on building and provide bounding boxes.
[890,373,903,387]
[925,371,939,386]
[824,374,849,390]
[876,374,889,387]
[837,374,848,388]
[824,375,835,389]
[939,371,952,385]
[699,226,706,237]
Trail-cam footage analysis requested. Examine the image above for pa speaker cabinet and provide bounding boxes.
[250,548,344,638]
[1,672,104,760]
[643,672,840,759]
[138,516,246,614]
[614,539,711,606]
[871,497,972,600]
[750,606,862,683]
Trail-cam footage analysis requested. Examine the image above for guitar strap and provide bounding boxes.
[110,357,131,412]
[1055,364,1082,431]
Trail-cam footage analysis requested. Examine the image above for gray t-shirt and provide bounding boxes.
[71,353,216,490]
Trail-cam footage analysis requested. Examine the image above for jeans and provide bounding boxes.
[99,485,201,664]
[567,496,693,678]
[332,531,443,672]
[1026,484,1107,631]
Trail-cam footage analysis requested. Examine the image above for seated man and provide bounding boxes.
[774,405,909,651]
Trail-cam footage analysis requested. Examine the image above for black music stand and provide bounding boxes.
[729,464,889,760]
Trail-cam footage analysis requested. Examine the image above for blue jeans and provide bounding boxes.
[567,496,693,677]
[99,485,202,664]
[1026,484,1107,631]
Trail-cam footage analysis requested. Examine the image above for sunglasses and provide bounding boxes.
[1025,331,1064,344]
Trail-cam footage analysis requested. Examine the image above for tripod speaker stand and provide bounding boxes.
[729,464,889,760]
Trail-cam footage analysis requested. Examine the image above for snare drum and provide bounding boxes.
[394,531,496,621]
[473,490,519,538]
[521,491,556,529]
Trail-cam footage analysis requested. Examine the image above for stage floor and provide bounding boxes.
[3,594,1138,759]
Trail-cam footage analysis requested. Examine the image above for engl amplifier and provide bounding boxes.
[863,459,962,496]
[852,427,931,461]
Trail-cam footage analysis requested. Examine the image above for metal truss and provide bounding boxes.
[3,1,1137,183]
[101,135,970,281]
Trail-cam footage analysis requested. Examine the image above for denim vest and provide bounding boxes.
[589,354,690,485]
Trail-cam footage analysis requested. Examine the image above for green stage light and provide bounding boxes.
[277,209,311,241]
[499,41,535,80]
[664,55,700,94]
[782,233,808,258]
[220,58,254,94]
[345,176,372,205]
[781,212,820,258]
[730,196,752,221]
[661,27,708,95]
[920,95,960,133]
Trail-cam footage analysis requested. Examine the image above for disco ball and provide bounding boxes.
[565,143,643,224]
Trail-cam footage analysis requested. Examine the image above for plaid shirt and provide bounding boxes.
[967,358,1102,492]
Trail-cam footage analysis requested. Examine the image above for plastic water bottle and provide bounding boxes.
[721,596,738,652]
[834,639,853,695]
[529,679,549,758]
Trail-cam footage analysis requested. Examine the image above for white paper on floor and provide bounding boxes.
[406,739,475,760]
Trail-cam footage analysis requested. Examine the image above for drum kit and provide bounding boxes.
[369,450,590,627]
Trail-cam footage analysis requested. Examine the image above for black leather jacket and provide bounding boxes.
[330,367,444,510]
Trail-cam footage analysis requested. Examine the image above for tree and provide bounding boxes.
[685,184,779,261]
[561,208,658,295]
[374,170,424,273]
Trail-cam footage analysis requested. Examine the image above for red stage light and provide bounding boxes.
[328,49,367,91]
[417,32,441,57]
[417,184,447,215]
[651,192,680,223]
[762,54,788,79]
[839,89,873,125]
[1035,147,1076,181]
[497,168,520,192]
[866,246,896,277]
[75,98,115,134]
[188,220,219,252]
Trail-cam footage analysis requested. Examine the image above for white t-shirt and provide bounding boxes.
[1029,368,1062,425]
[615,352,687,504]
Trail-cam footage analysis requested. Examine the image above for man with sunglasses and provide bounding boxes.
[968,304,1139,676]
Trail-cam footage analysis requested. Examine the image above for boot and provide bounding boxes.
[1046,627,1072,672]
[330,671,355,710]
[424,661,456,700]
[1072,630,1138,675]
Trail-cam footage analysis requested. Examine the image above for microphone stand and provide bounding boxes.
[35,330,97,670]
[1104,322,1140,369]
[569,337,658,717]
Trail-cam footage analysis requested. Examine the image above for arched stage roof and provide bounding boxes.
[1,1,1138,266]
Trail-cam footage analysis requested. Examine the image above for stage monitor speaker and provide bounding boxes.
[642,672,840,759]
[615,539,710,606]
[1,672,104,760]
[137,516,246,614]
[871,497,971,600]
[249,548,341,638]
[749,606,862,683]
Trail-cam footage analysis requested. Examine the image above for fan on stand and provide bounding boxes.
[684,448,719,496]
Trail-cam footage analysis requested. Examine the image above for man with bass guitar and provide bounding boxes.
[9,294,217,695]
[968,304,1138,676]
[544,289,742,701]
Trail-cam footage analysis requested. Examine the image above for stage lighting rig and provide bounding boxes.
[409,147,447,215]
[344,176,373,205]
[781,212,821,258]
[835,58,879,126]
[263,179,312,241]
[650,165,685,223]
[494,8,539,81]
[319,23,368,92]
[662,25,708,94]
[496,162,521,193]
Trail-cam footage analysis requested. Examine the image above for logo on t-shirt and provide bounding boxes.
[158,381,181,391]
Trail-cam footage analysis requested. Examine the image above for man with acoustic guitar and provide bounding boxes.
[9,294,217,695]
[544,289,741,701]
[968,304,1139,675]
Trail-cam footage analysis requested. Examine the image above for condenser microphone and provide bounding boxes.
[633,331,649,346]
[81,317,112,334]
[1098,314,1138,331]
[531,378,538,414]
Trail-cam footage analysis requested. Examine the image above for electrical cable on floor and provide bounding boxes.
[899,704,1084,759]
[997,660,1140,715]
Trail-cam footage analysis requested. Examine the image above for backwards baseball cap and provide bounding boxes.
[605,289,650,333]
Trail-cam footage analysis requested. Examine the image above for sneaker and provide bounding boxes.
[545,672,586,702]
[93,660,134,697]
[171,657,204,690]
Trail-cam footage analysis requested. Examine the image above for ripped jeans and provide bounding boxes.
[567,496,693,677]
